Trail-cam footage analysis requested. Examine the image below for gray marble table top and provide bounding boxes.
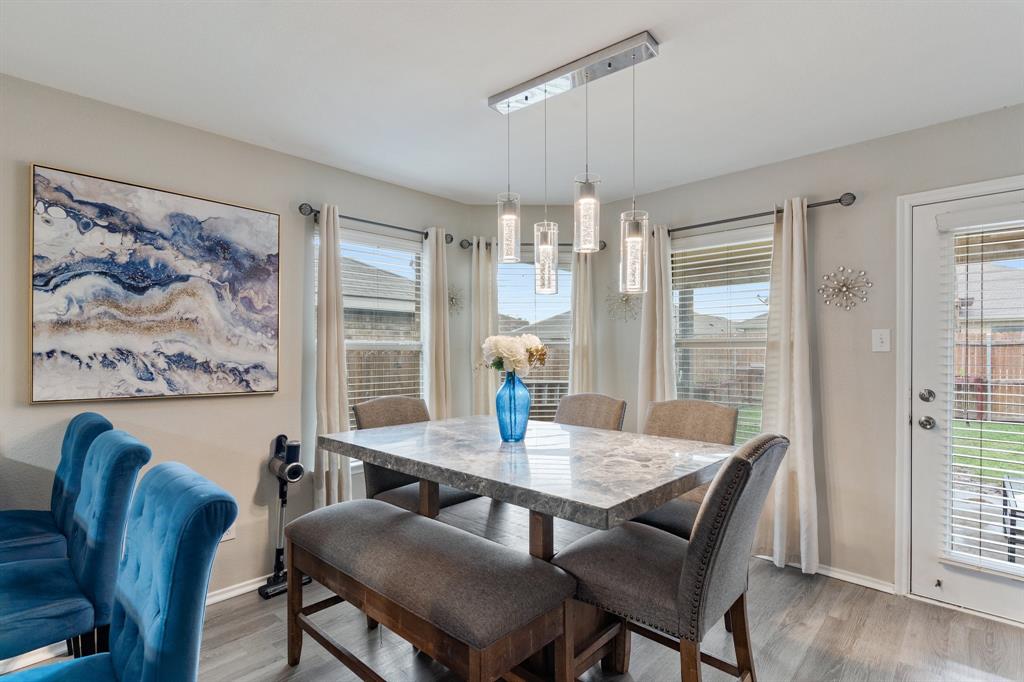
[319,416,734,529]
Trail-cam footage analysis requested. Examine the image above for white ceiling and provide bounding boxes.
[2,1,1022,204]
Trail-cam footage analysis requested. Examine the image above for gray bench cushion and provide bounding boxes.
[553,521,687,637]
[286,499,575,649]
[374,482,479,513]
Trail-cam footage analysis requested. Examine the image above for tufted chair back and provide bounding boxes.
[67,430,151,625]
[641,399,738,445]
[554,393,627,431]
[109,462,237,682]
[51,412,113,538]
[353,396,430,499]
[677,434,789,641]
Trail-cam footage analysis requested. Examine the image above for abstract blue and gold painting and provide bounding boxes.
[31,166,279,402]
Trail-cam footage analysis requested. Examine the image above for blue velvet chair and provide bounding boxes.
[0,430,150,660]
[0,412,113,564]
[4,463,238,682]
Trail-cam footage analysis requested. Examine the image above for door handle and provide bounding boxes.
[918,389,936,402]
[918,416,936,430]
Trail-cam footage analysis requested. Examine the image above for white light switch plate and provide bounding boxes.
[871,328,891,352]
[221,523,236,542]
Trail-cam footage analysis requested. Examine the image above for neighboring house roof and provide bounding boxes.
[956,263,1024,323]
[341,256,417,313]
[507,310,571,341]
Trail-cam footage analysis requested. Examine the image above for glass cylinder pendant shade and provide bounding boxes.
[573,173,601,253]
[534,221,559,295]
[619,210,649,294]
[496,192,521,263]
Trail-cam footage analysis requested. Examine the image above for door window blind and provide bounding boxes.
[314,229,424,429]
[944,224,1024,572]
[496,247,573,420]
[671,227,773,443]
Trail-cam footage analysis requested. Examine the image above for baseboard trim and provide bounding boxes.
[205,573,272,606]
[0,643,66,674]
[753,555,896,594]
[904,593,1024,629]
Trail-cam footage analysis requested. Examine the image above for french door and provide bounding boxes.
[910,184,1024,622]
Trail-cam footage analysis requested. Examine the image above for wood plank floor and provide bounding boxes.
[200,499,1024,681]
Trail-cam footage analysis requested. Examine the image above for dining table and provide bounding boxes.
[317,415,734,560]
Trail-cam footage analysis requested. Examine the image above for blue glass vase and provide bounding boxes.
[496,371,530,442]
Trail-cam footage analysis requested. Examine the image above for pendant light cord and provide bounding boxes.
[543,84,548,220]
[585,74,590,178]
[506,101,511,194]
[631,50,637,213]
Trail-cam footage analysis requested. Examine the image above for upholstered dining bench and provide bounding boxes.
[285,499,577,681]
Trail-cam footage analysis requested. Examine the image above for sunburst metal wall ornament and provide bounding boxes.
[818,266,872,311]
[448,286,464,315]
[605,287,642,322]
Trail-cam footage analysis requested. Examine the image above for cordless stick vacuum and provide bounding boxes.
[259,435,311,599]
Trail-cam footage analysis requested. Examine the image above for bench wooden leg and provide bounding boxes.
[287,542,304,667]
[553,600,574,682]
[729,593,756,682]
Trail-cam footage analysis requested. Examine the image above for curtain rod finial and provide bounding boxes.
[839,192,856,207]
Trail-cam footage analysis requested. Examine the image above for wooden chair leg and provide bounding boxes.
[679,639,702,682]
[729,593,756,682]
[366,615,379,630]
[553,601,574,682]
[467,648,483,682]
[287,545,304,667]
[724,610,734,633]
[600,618,631,674]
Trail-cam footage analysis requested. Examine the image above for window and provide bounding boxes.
[497,247,573,420]
[671,226,773,443]
[315,229,423,428]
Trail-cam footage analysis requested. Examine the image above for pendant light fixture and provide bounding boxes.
[619,51,648,294]
[497,101,521,263]
[573,73,600,253]
[535,86,558,295]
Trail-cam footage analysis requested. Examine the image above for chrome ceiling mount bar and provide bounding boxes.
[667,193,857,234]
[487,31,659,114]
[298,202,453,243]
[459,238,607,251]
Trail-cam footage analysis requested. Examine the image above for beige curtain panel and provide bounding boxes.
[569,251,595,393]
[315,204,351,508]
[758,197,819,574]
[637,224,678,426]
[470,237,498,415]
[425,226,453,419]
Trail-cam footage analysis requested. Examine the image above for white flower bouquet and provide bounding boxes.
[481,334,547,378]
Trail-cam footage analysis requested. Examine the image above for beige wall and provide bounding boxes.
[5,72,1023,591]
[465,104,1024,585]
[0,75,473,591]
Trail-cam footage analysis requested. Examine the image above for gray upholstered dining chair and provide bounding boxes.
[553,393,627,431]
[553,434,789,682]
[633,400,738,540]
[352,396,479,513]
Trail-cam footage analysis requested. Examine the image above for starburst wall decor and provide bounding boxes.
[818,266,872,311]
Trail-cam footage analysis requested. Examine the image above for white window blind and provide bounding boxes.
[314,229,424,429]
[496,247,572,420]
[944,224,1024,572]
[671,227,773,444]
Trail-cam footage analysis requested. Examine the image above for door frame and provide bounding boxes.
[894,174,1024,604]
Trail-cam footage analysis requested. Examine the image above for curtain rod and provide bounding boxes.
[667,193,856,234]
[298,203,454,244]
[458,238,607,251]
